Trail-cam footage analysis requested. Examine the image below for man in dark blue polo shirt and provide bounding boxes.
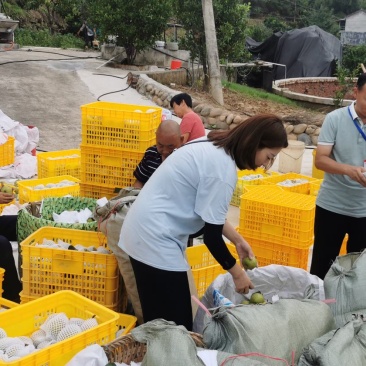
[133,119,183,188]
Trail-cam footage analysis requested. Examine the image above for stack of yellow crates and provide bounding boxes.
[239,185,316,270]
[79,102,162,199]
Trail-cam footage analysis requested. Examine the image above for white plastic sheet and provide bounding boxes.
[65,344,218,366]
[0,109,39,155]
[0,153,37,179]
[53,207,93,224]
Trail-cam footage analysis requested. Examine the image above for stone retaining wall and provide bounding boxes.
[135,74,322,146]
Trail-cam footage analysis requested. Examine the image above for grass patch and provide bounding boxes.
[15,29,85,49]
[223,81,299,106]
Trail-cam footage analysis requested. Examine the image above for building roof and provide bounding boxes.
[340,9,366,20]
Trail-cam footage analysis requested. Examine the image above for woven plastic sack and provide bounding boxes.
[324,249,366,328]
[193,265,325,334]
[17,196,98,242]
[298,315,366,366]
[203,299,335,366]
[93,187,142,323]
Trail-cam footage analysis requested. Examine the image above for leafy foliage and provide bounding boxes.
[15,28,84,48]
[333,66,360,108]
[88,0,173,64]
[175,0,250,89]
[342,45,366,74]
[263,17,290,33]
[245,23,272,43]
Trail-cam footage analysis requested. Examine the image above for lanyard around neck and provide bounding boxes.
[348,106,366,142]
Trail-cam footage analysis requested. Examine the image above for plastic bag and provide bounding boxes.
[193,264,324,333]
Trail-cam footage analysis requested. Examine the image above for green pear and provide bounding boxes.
[242,256,258,270]
[249,291,266,304]
[241,300,251,305]
[1,185,13,194]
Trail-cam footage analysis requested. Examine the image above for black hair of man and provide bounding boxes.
[170,93,193,109]
[356,73,366,90]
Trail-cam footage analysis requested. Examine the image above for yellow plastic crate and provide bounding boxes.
[81,102,162,151]
[0,297,18,311]
[80,182,117,200]
[186,243,239,298]
[0,199,15,214]
[20,227,120,309]
[261,172,319,195]
[230,168,280,207]
[17,175,80,203]
[115,312,137,337]
[239,186,316,248]
[0,267,4,296]
[312,149,324,179]
[0,136,15,167]
[80,145,143,187]
[37,149,81,179]
[309,179,323,196]
[238,234,311,270]
[0,290,120,366]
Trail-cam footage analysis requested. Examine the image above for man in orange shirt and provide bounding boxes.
[170,93,205,143]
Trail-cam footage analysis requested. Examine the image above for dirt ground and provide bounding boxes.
[283,80,355,100]
[178,85,328,124]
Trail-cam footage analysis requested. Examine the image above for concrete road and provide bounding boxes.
[0,47,158,151]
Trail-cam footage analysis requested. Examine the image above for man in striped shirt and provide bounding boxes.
[133,119,183,188]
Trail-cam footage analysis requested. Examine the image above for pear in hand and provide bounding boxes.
[242,256,258,270]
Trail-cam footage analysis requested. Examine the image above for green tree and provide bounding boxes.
[18,0,78,33]
[246,23,272,42]
[263,16,290,32]
[342,45,366,73]
[4,0,84,33]
[300,1,339,35]
[88,0,172,64]
[333,65,360,108]
[175,0,250,88]
[331,0,360,16]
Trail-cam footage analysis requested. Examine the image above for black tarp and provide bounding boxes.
[245,25,341,80]
[246,31,283,62]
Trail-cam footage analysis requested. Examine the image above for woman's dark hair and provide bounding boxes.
[170,93,193,108]
[356,73,366,90]
[207,114,288,170]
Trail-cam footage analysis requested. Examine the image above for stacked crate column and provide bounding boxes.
[80,102,162,198]
[239,186,316,270]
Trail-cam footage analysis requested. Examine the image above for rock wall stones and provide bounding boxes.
[135,74,322,146]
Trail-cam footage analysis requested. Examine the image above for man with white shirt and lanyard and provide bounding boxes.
[310,73,366,279]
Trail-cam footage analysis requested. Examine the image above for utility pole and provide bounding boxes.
[202,0,224,106]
